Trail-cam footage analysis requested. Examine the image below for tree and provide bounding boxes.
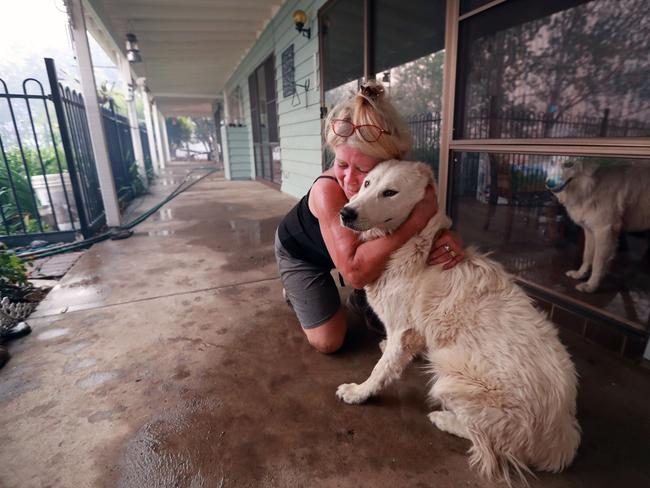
[166,117,195,154]
[193,117,216,157]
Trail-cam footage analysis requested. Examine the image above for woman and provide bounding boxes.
[275,82,464,353]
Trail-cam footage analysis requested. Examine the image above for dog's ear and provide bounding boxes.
[413,162,435,184]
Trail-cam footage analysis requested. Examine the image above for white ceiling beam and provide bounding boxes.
[121,32,257,42]
[103,0,273,8]
[126,19,255,32]
[155,93,217,98]
[108,7,273,21]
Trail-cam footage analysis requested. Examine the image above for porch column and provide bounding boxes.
[116,54,147,188]
[66,0,121,226]
[137,78,160,175]
[152,101,166,169]
[159,112,172,162]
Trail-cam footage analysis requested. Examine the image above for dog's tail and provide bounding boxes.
[467,429,535,488]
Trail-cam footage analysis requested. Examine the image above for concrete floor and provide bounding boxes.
[1,161,649,488]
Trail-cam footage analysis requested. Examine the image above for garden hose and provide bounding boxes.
[17,166,217,260]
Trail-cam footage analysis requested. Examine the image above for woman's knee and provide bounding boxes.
[304,310,347,354]
[308,332,345,354]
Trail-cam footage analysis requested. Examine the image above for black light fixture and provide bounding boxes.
[126,33,142,63]
[292,10,311,39]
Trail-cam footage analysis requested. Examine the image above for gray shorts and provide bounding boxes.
[274,231,341,329]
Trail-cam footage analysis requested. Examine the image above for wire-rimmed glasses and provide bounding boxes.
[331,118,391,143]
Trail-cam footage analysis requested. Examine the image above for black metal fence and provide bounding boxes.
[407,112,442,172]
[139,123,153,178]
[0,58,150,246]
[101,101,139,201]
[463,107,650,139]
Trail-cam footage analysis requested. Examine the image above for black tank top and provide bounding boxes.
[277,175,338,269]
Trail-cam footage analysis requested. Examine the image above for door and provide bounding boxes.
[249,55,280,185]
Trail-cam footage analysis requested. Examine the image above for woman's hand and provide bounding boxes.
[408,185,438,231]
[428,229,465,270]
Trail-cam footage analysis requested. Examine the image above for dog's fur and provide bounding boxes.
[546,159,650,292]
[337,160,580,486]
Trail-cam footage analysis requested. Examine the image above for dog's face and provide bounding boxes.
[340,160,433,233]
[545,159,585,194]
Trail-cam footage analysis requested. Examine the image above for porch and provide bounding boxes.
[1,161,649,487]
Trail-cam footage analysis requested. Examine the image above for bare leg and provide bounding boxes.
[567,228,594,280]
[336,330,413,404]
[428,411,471,440]
[577,226,617,293]
[303,308,347,354]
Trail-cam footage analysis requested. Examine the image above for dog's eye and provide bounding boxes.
[563,161,574,168]
[382,189,398,197]
[364,180,370,188]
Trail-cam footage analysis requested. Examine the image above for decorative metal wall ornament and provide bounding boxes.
[281,45,295,98]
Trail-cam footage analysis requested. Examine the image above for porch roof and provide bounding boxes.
[86,0,285,116]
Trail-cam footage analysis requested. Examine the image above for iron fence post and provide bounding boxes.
[45,58,91,237]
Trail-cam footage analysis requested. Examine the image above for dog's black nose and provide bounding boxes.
[340,206,358,223]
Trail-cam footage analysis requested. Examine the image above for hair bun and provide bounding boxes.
[359,81,385,102]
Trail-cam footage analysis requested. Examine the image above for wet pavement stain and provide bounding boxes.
[0,378,39,402]
[75,371,123,390]
[59,340,94,354]
[88,405,127,424]
[63,357,97,374]
[27,400,59,417]
[37,328,70,340]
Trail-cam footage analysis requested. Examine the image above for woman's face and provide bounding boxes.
[333,144,382,199]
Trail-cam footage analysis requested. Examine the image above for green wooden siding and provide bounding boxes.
[222,0,327,197]
[224,126,252,180]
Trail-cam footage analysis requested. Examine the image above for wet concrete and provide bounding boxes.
[1,161,649,488]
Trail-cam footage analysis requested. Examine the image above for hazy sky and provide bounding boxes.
[0,0,120,90]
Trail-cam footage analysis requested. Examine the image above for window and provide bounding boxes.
[449,151,650,330]
[455,0,650,139]
[319,0,447,171]
[226,86,244,126]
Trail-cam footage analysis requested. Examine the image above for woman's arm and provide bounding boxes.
[311,179,437,288]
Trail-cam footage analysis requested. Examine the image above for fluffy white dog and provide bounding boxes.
[337,160,580,486]
[546,158,650,292]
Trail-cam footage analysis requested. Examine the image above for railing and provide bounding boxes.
[0,62,88,245]
[139,123,153,178]
[407,112,442,172]
[0,58,151,246]
[101,101,138,202]
[463,107,650,139]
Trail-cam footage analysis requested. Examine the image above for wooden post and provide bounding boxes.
[66,0,120,226]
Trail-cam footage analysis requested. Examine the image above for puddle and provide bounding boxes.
[75,371,121,390]
[60,340,93,354]
[37,328,70,340]
[63,357,97,373]
[148,229,176,237]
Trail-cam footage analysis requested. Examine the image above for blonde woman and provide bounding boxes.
[275,82,464,353]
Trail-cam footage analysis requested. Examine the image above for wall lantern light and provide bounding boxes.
[292,10,311,39]
[126,33,142,63]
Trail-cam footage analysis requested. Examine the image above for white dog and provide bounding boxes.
[337,160,580,486]
[545,158,650,292]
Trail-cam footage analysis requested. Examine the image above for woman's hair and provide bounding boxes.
[323,80,411,161]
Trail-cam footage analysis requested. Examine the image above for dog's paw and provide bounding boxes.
[378,339,387,353]
[336,383,369,404]
[576,281,597,293]
[566,269,588,280]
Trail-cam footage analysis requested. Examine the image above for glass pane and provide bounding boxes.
[456,0,650,139]
[460,0,499,16]
[374,0,446,173]
[320,0,364,93]
[450,151,650,327]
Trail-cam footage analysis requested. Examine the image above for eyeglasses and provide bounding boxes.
[331,119,391,143]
